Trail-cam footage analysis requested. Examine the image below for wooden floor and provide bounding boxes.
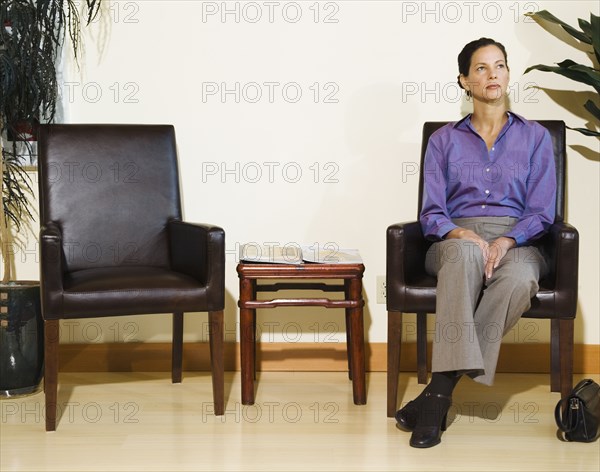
[1,372,599,471]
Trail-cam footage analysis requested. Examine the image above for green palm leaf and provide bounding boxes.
[591,13,600,64]
[525,62,600,94]
[525,10,591,44]
[525,10,600,138]
[584,99,600,121]
[567,127,600,137]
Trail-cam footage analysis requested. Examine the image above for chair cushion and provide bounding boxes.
[53,266,208,319]
[392,278,559,319]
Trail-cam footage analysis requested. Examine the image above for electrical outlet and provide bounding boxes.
[376,275,386,304]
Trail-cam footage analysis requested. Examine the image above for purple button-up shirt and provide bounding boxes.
[420,112,556,246]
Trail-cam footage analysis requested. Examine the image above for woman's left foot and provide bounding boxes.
[409,392,452,448]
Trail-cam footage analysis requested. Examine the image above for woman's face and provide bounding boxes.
[460,45,509,103]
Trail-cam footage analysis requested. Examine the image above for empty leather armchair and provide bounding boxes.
[386,120,579,417]
[38,124,225,430]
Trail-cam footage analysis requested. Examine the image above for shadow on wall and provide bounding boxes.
[526,87,599,162]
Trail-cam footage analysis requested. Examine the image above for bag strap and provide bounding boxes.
[554,396,581,433]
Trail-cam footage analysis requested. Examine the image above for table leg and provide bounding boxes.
[344,279,353,381]
[252,281,257,381]
[240,277,255,404]
[347,277,366,405]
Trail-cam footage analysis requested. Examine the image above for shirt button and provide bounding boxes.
[486,168,490,172]
[491,147,495,151]
[485,189,490,194]
[481,205,486,209]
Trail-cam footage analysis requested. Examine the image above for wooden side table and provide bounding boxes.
[237,262,366,405]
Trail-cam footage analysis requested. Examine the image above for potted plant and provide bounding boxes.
[525,10,599,137]
[1,0,101,396]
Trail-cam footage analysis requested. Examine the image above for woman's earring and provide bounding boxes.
[466,91,472,102]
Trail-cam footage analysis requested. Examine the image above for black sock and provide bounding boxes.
[427,371,460,397]
[417,372,459,427]
[410,371,461,406]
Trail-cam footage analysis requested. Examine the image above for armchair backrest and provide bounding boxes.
[38,124,182,272]
[417,120,566,222]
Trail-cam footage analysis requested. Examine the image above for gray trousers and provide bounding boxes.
[425,216,548,385]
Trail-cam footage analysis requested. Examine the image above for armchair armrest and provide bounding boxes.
[168,219,225,311]
[39,222,65,319]
[535,221,579,317]
[386,221,431,309]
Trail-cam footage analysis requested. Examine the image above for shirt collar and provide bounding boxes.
[452,111,525,129]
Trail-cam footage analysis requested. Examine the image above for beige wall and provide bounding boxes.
[4,1,599,347]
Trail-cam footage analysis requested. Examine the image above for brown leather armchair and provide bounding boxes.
[38,124,225,430]
[386,120,579,417]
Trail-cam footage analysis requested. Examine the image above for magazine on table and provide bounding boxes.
[239,244,362,265]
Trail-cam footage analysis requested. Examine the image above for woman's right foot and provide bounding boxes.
[395,400,420,432]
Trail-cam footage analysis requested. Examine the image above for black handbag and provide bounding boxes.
[554,379,600,442]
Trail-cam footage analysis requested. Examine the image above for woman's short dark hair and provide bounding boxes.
[457,38,508,95]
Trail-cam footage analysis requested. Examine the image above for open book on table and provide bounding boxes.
[239,244,362,265]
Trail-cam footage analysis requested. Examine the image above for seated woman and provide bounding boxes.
[395,37,557,448]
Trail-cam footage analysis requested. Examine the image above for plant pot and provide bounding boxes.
[0,281,44,397]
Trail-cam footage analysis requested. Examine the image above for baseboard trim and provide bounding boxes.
[58,342,600,373]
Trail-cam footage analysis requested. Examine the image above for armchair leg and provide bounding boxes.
[559,318,574,400]
[550,319,560,392]
[172,312,183,383]
[44,320,59,432]
[209,310,225,415]
[387,311,402,417]
[417,313,428,384]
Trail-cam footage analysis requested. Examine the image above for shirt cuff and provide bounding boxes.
[436,222,459,241]
[503,229,526,246]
